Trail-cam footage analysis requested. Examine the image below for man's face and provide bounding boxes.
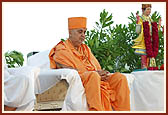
[144,7,151,16]
[69,28,87,48]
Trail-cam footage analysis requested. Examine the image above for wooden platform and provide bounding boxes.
[34,80,68,111]
[34,101,63,111]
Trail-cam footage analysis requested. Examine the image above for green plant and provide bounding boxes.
[5,50,24,68]
[85,9,116,72]
[85,9,164,73]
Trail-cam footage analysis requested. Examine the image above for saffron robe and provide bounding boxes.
[49,39,130,111]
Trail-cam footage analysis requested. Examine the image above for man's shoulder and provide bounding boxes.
[55,41,67,50]
[49,41,67,58]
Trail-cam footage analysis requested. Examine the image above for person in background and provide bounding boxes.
[49,17,130,111]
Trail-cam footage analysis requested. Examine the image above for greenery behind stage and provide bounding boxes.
[85,9,164,73]
[5,9,164,73]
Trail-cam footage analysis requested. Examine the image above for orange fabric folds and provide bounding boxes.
[49,46,57,69]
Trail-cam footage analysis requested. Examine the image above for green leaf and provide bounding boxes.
[103,21,113,28]
[107,65,113,71]
[105,14,112,22]
[4,50,24,68]
[61,38,65,42]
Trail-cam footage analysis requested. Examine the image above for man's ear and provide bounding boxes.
[68,30,71,37]
[69,29,73,35]
[69,30,73,38]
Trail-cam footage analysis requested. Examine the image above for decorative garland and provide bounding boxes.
[143,21,159,70]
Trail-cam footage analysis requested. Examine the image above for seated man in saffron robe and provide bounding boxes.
[49,17,130,111]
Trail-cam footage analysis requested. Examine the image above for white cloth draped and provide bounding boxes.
[60,69,88,111]
[130,71,164,111]
[34,68,88,111]
[27,50,89,111]
[4,65,40,111]
[4,50,164,111]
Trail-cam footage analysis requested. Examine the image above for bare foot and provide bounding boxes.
[4,105,17,111]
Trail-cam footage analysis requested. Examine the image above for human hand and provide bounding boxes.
[96,70,110,81]
[56,62,77,70]
[136,12,140,24]
[96,70,109,76]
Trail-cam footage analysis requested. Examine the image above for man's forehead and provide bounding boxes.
[146,7,151,9]
[76,28,87,31]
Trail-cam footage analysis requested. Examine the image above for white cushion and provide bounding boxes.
[27,50,50,69]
